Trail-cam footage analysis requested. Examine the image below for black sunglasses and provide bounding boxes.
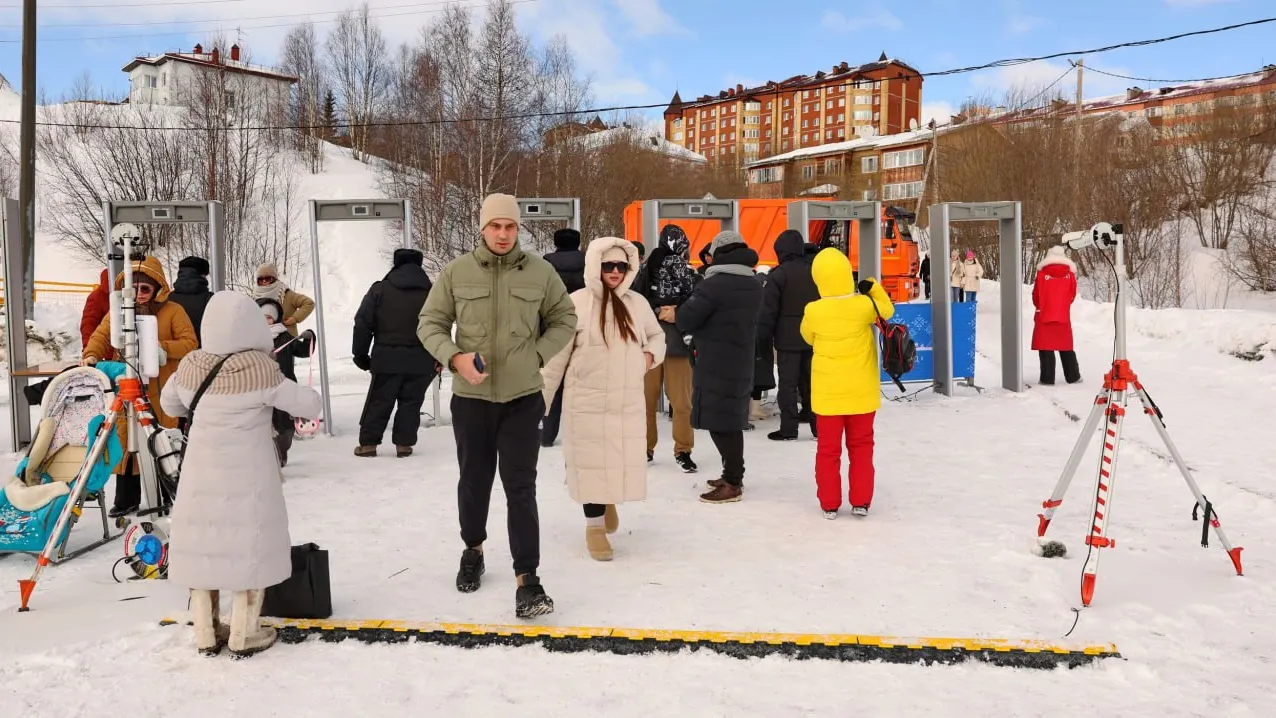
[601,261,629,274]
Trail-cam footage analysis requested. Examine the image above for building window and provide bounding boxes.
[783,140,791,150]
[146,75,157,88]
[837,128,845,138]
[862,156,878,173]
[753,166,781,183]
[743,129,759,139]
[855,94,871,105]
[863,189,876,200]
[744,115,760,124]
[825,129,832,139]
[744,101,761,111]
[766,101,773,109]
[801,165,816,179]
[673,132,683,140]
[823,159,841,174]
[812,117,820,126]
[783,126,790,135]
[837,113,844,122]
[839,98,846,107]
[883,148,924,169]
[826,100,834,109]
[766,129,772,138]
[883,181,923,200]
[853,110,871,121]
[161,73,167,86]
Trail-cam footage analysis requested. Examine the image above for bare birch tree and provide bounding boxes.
[326,2,388,162]
[280,22,327,173]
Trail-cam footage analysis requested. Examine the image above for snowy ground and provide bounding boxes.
[0,283,1274,716]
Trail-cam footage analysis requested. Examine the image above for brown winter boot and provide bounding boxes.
[706,478,744,490]
[228,589,277,659]
[354,445,376,458]
[396,446,412,458]
[191,589,229,656]
[700,482,743,504]
[586,525,613,561]
[603,504,619,534]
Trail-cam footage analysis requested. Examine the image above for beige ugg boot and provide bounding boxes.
[191,589,229,656]
[586,525,613,561]
[604,504,619,534]
[228,589,277,658]
[749,398,767,421]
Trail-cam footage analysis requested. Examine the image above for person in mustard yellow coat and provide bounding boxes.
[81,256,198,517]
[800,248,894,519]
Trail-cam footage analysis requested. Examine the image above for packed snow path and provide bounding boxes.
[1,286,1274,716]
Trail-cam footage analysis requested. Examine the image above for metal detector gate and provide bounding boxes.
[308,199,416,437]
[928,202,1024,397]
[2,198,28,452]
[787,200,882,284]
[643,199,738,414]
[518,198,581,232]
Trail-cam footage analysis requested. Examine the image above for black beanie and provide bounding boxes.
[631,240,645,260]
[178,256,210,276]
[393,248,424,268]
[553,228,581,250]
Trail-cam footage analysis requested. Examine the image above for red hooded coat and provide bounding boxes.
[1031,248,1077,352]
[80,269,111,352]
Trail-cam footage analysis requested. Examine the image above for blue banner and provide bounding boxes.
[880,301,977,384]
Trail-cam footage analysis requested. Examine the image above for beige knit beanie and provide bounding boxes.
[479,193,520,230]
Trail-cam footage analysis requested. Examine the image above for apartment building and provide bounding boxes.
[122,43,297,114]
[663,54,923,166]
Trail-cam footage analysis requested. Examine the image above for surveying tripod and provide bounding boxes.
[18,226,181,611]
[1033,223,1244,607]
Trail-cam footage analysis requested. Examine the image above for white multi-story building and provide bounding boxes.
[122,43,296,114]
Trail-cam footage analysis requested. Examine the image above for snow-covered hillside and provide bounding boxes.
[0,274,1274,715]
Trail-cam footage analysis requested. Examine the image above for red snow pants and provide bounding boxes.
[815,412,876,510]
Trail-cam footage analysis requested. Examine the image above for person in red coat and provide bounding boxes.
[79,269,112,355]
[1032,245,1081,385]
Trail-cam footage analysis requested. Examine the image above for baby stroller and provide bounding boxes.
[0,367,123,561]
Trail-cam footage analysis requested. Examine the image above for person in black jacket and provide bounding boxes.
[920,254,931,299]
[674,231,764,504]
[352,248,437,458]
[258,298,315,467]
[170,256,214,344]
[636,224,700,473]
[539,228,586,446]
[757,230,820,441]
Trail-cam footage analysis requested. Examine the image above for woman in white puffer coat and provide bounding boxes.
[542,237,666,561]
[161,291,322,658]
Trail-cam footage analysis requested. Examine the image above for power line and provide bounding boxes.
[0,17,1271,132]
[0,0,534,42]
[0,0,461,29]
[1081,65,1267,85]
[0,0,242,7]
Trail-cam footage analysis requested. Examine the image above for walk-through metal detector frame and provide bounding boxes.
[928,202,1024,397]
[643,199,739,415]
[787,200,882,283]
[517,198,581,232]
[308,199,417,437]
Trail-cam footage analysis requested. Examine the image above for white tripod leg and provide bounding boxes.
[1037,393,1108,539]
[1132,385,1244,576]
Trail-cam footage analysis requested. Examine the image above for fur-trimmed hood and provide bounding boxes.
[584,236,640,297]
[1038,245,1077,273]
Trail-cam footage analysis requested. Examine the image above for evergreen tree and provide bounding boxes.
[322,88,337,137]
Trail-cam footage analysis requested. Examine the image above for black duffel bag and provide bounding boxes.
[262,543,332,619]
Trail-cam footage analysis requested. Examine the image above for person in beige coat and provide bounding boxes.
[956,250,985,302]
[541,237,665,561]
[253,263,314,337]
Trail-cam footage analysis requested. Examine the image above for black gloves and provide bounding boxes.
[857,279,874,295]
[353,355,371,371]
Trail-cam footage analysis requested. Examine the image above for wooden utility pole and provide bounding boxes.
[18,0,36,316]
[1073,59,1085,218]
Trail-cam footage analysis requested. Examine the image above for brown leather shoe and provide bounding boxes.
[699,482,743,504]
[396,446,412,458]
[354,445,376,457]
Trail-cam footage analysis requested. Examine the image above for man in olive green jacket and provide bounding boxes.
[417,192,576,619]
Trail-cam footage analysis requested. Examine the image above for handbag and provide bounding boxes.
[261,542,332,619]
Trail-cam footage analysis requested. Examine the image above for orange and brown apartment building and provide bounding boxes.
[744,63,1276,203]
[662,54,923,167]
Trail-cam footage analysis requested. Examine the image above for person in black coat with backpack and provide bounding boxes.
[539,228,586,446]
[352,248,437,458]
[757,230,820,441]
[674,230,764,504]
[257,298,315,467]
[170,256,214,343]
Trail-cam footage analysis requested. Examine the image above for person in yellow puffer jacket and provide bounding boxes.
[799,248,894,519]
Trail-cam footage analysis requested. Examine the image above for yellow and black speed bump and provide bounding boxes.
[160,617,1120,669]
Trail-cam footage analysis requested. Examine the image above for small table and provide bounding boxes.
[11,361,78,378]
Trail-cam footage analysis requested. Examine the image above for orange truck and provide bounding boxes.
[622,199,921,302]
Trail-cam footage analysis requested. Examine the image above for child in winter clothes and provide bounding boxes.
[258,298,316,466]
[956,250,984,302]
[1032,245,1081,385]
[162,291,321,658]
[800,248,895,518]
[253,263,315,337]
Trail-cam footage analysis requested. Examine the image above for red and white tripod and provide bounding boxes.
[1034,223,1244,607]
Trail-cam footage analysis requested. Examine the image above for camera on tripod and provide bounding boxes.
[1060,222,1123,252]
[107,222,150,262]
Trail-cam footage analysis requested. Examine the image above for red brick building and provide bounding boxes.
[662,54,923,166]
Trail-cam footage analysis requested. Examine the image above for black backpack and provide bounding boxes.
[867,294,915,392]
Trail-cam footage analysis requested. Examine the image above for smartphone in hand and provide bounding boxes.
[474,353,486,373]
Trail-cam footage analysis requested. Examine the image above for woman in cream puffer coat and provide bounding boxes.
[542,237,665,561]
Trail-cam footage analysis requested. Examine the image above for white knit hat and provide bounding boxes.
[479,193,520,230]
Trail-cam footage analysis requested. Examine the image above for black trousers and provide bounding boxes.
[113,455,140,509]
[274,422,295,466]
[1039,350,1081,385]
[710,430,745,486]
[540,383,565,446]
[452,392,545,577]
[583,503,605,518]
[776,350,813,435]
[358,373,432,447]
